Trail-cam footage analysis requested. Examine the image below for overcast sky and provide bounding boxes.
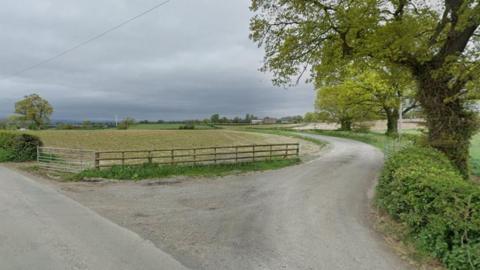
[0,0,315,121]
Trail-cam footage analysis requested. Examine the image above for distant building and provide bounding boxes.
[263,117,277,124]
[251,119,263,125]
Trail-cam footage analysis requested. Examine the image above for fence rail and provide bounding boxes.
[37,143,300,172]
[94,143,300,168]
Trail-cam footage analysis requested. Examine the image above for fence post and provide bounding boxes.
[36,146,40,163]
[148,151,152,164]
[284,144,288,159]
[171,150,174,165]
[253,145,256,162]
[269,145,273,161]
[94,152,100,169]
[235,146,238,163]
[193,149,196,165]
[122,152,125,166]
[296,143,300,157]
[214,147,217,164]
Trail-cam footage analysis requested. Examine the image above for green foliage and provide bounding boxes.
[178,123,195,130]
[73,159,300,181]
[14,94,53,129]
[0,149,14,162]
[0,132,43,162]
[117,117,136,130]
[250,0,480,176]
[316,82,379,130]
[210,113,220,123]
[377,146,480,270]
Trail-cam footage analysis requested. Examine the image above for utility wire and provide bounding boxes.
[1,0,171,81]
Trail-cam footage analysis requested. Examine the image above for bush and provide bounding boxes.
[179,124,195,130]
[377,146,480,270]
[0,132,43,162]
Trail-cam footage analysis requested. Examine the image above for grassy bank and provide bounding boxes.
[72,159,300,181]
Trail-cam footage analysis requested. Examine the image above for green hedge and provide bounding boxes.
[377,146,480,270]
[0,132,43,162]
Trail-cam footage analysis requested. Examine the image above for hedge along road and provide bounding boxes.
[0,133,413,270]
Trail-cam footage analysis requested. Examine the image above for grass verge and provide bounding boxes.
[71,158,300,181]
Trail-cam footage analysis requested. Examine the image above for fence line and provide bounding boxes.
[94,143,300,169]
[37,143,300,172]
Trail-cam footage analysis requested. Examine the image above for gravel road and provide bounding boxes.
[51,133,414,270]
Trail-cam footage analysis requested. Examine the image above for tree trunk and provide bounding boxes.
[339,118,352,131]
[418,73,478,178]
[385,108,399,136]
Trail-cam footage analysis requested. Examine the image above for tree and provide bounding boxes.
[14,94,53,129]
[316,82,379,130]
[210,114,220,123]
[304,112,318,122]
[82,120,93,130]
[342,66,417,135]
[117,117,136,130]
[250,0,480,176]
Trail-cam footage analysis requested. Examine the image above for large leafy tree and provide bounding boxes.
[316,81,379,130]
[348,67,417,135]
[250,0,480,176]
[14,94,53,129]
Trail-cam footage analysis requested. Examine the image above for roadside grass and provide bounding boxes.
[373,208,446,270]
[130,123,217,130]
[71,159,300,181]
[20,129,298,151]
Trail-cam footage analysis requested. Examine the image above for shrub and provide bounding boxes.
[0,132,43,162]
[377,146,480,270]
[179,124,195,130]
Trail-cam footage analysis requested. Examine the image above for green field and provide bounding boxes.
[130,123,216,130]
[25,129,299,151]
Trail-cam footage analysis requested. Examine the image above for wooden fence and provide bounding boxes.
[37,143,300,172]
[94,143,300,169]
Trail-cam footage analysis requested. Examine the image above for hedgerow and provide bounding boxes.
[376,146,480,270]
[0,132,43,162]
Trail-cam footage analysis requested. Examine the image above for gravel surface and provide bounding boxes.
[0,164,188,270]
[43,133,414,270]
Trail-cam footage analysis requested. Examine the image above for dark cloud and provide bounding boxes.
[0,0,315,121]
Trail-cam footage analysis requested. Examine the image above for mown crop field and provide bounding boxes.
[130,123,216,130]
[26,130,299,151]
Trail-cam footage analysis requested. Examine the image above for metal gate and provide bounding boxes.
[37,147,96,173]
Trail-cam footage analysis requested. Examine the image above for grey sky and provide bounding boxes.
[0,0,315,121]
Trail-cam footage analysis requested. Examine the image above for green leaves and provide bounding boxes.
[377,146,480,269]
[14,94,53,130]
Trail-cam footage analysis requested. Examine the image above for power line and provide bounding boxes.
[1,0,171,81]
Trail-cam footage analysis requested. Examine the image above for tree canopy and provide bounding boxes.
[14,94,53,129]
[250,0,480,176]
